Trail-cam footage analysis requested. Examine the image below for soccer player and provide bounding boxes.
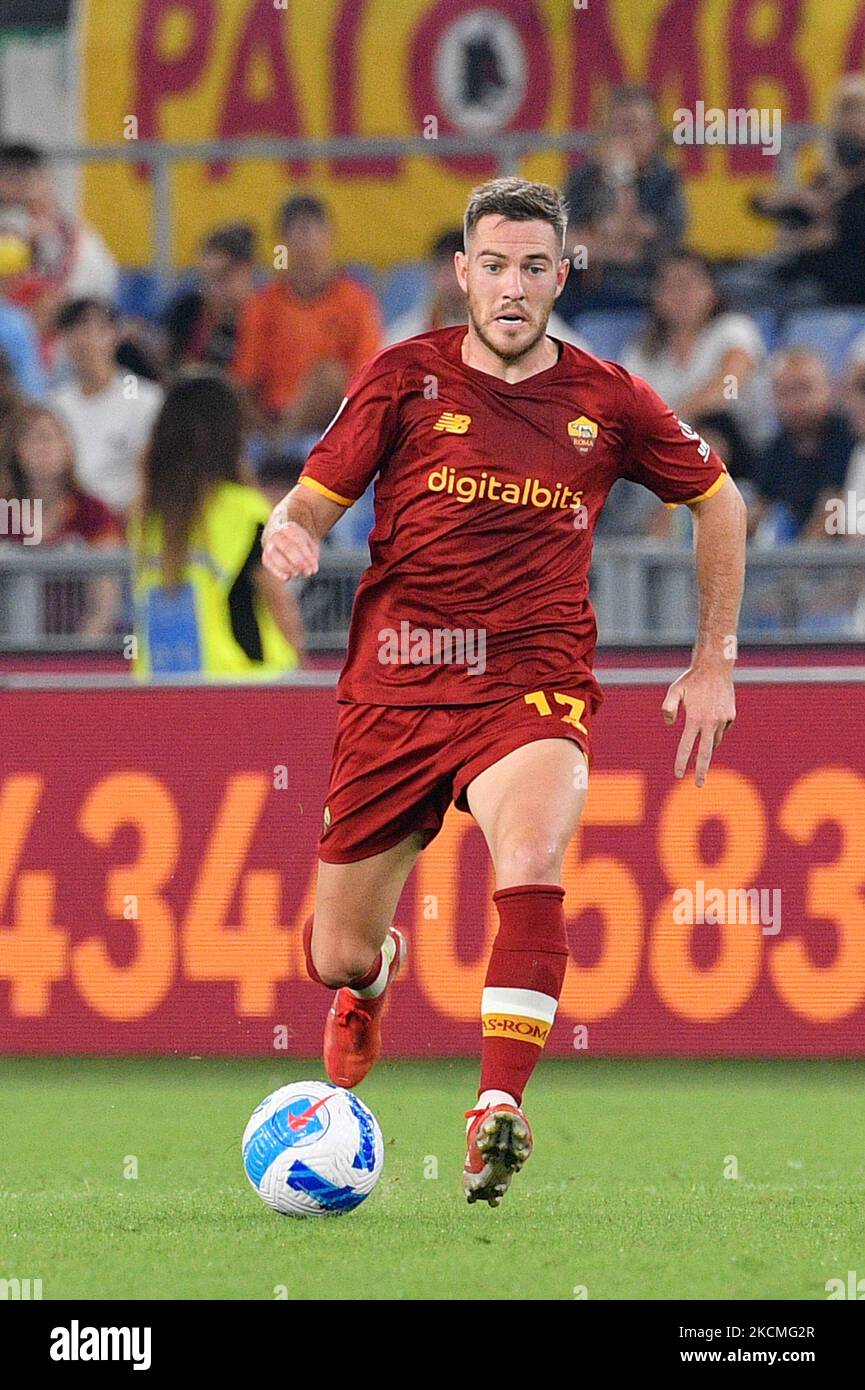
[262,178,746,1208]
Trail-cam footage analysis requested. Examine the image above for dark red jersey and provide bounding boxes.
[300,326,727,705]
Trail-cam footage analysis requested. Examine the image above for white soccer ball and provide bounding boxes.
[242,1081,384,1216]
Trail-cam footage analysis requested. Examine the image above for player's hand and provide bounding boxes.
[261,512,320,581]
[661,662,736,788]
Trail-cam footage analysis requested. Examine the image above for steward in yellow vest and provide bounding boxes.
[130,371,302,679]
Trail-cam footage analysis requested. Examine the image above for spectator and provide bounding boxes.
[0,347,25,422]
[840,361,865,535]
[593,476,664,539]
[385,229,467,343]
[559,85,687,314]
[256,449,307,509]
[839,319,865,372]
[0,403,122,637]
[752,74,865,306]
[385,226,588,349]
[602,408,759,552]
[597,415,754,544]
[163,222,256,371]
[840,363,865,629]
[622,251,766,446]
[0,142,118,337]
[130,370,303,678]
[114,328,164,387]
[690,412,755,488]
[233,194,380,438]
[750,349,854,542]
[0,228,45,397]
[50,297,163,515]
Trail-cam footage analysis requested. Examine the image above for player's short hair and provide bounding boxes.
[0,142,45,172]
[279,194,329,231]
[769,346,830,378]
[203,222,256,264]
[608,83,657,112]
[430,228,465,261]
[463,178,569,256]
[55,296,119,332]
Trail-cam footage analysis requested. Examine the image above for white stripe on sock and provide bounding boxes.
[481,986,558,1023]
[349,930,396,999]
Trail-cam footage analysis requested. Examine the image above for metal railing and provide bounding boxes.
[46,123,823,279]
[1,541,863,654]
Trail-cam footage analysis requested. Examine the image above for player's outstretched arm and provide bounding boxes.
[661,478,747,787]
[261,485,348,581]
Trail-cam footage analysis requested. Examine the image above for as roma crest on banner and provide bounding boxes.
[432,9,530,133]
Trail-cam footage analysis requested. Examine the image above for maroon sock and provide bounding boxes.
[479,884,569,1107]
[302,915,327,987]
[302,914,383,990]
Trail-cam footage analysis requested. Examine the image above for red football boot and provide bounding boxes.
[462,1103,533,1207]
[323,928,407,1088]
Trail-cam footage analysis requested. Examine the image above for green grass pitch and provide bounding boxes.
[1,1056,862,1301]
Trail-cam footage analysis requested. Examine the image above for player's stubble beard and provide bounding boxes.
[465,289,554,365]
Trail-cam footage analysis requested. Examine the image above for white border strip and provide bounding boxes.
[1,666,865,691]
[598,665,865,685]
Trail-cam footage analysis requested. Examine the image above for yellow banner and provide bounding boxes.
[79,0,865,268]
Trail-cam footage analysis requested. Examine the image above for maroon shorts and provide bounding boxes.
[318,678,601,863]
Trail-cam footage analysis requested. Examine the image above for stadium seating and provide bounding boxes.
[572,308,647,362]
[116,268,170,320]
[104,269,865,423]
[750,307,778,351]
[777,307,865,376]
[380,260,429,324]
[344,260,377,289]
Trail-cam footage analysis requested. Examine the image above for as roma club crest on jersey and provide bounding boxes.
[568,416,598,454]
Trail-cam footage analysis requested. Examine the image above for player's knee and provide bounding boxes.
[494,832,565,885]
[310,940,378,989]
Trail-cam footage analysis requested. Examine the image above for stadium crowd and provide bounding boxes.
[2,73,865,659]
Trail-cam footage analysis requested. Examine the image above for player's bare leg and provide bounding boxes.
[461,737,588,1206]
[303,833,424,1088]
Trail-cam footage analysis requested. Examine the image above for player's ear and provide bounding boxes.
[554,257,570,297]
[454,251,469,290]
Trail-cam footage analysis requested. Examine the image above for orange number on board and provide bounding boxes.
[183,774,294,1015]
[559,773,646,1020]
[73,773,179,1021]
[650,772,765,1021]
[0,776,67,1016]
[770,769,865,1022]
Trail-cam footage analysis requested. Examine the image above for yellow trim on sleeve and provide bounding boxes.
[663,469,729,510]
[299,475,356,508]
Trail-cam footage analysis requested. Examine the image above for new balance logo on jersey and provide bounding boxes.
[433,411,471,434]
